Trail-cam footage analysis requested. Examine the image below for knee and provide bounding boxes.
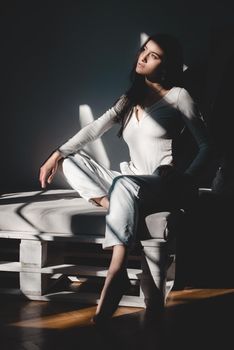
[110,175,140,198]
[112,175,127,187]
[111,175,132,191]
[61,156,78,178]
[61,157,70,174]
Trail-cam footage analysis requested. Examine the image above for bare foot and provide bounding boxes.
[99,196,109,209]
[92,269,131,324]
[91,196,109,209]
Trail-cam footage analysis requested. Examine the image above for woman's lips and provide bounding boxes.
[137,62,145,68]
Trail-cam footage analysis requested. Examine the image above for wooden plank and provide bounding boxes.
[0,231,105,243]
[62,251,142,261]
[0,262,21,271]
[0,261,142,279]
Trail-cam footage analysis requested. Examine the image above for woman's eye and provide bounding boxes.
[151,54,157,59]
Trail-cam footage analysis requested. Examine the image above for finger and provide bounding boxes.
[41,176,47,188]
[40,170,47,189]
[47,173,54,184]
[47,166,57,184]
[39,169,42,183]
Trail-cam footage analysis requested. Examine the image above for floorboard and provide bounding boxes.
[1,288,234,350]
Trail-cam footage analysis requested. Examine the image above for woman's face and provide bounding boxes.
[136,39,164,80]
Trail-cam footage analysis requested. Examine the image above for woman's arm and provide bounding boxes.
[39,108,117,189]
[177,88,212,178]
[58,106,118,157]
[39,95,129,188]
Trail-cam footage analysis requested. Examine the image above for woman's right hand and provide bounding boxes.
[39,150,63,189]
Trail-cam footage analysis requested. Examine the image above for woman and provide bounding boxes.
[39,33,211,323]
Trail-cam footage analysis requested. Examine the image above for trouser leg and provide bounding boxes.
[103,175,141,249]
[103,173,197,249]
[61,151,120,204]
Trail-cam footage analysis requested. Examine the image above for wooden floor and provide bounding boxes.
[1,288,234,350]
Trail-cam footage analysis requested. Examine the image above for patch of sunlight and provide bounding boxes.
[166,288,234,307]
[79,104,110,168]
[10,305,141,329]
[140,32,149,46]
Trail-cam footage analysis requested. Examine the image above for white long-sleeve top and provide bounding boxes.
[58,87,210,177]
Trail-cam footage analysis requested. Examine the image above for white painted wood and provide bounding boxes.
[0,207,177,307]
[167,256,176,281]
[20,240,48,268]
[0,261,142,279]
[141,239,167,247]
[19,272,49,296]
[0,262,22,271]
[140,242,175,307]
[0,231,105,243]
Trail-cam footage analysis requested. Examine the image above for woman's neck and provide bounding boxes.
[145,78,164,94]
[142,78,169,107]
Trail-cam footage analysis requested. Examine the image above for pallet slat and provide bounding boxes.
[0,261,142,279]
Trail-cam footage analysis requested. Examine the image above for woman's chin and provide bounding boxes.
[135,68,144,75]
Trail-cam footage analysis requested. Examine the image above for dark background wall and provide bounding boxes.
[1,0,233,194]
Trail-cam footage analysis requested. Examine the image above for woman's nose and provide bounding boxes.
[141,53,147,62]
[142,56,147,62]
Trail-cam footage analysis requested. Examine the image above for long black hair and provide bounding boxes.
[115,33,184,137]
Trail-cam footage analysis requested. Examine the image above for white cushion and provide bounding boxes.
[0,189,179,241]
[0,189,106,237]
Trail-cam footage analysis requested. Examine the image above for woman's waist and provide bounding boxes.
[120,158,173,175]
